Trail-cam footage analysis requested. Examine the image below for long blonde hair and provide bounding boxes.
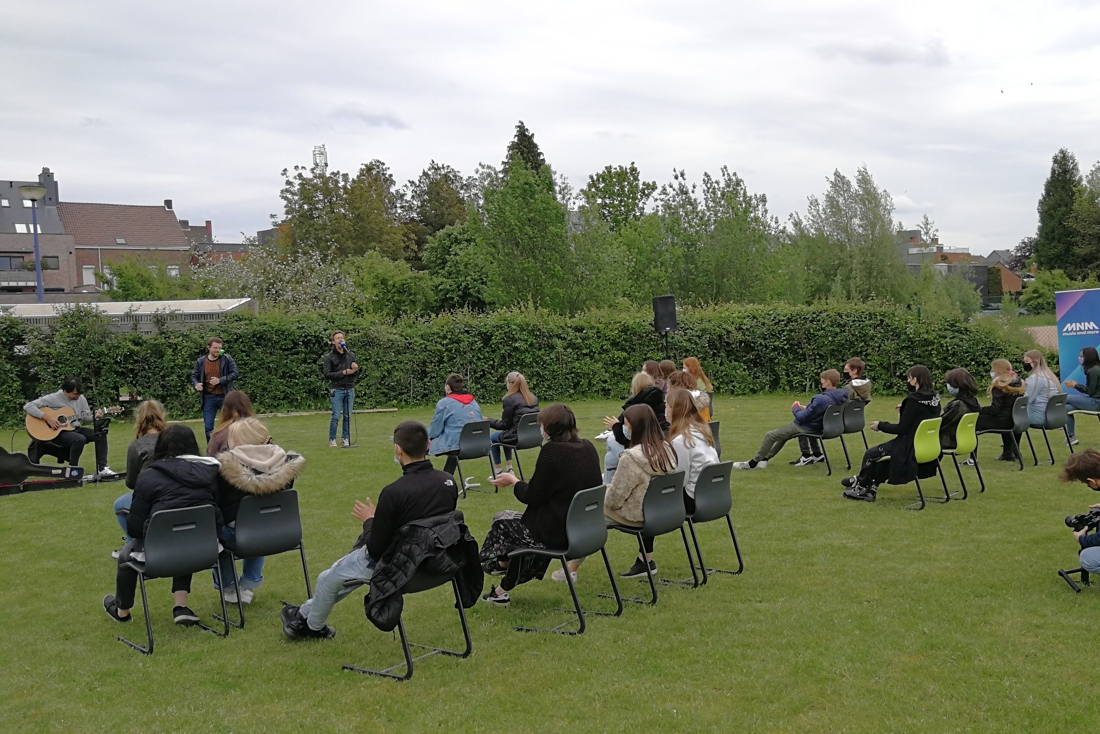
[630,371,655,396]
[503,371,536,406]
[667,389,714,449]
[228,417,271,449]
[988,358,1015,397]
[134,400,168,439]
[1025,350,1061,392]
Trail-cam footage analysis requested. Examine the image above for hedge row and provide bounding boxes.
[0,304,1028,426]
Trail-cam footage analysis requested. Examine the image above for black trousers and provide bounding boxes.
[857,443,893,486]
[442,452,460,475]
[114,542,192,609]
[975,415,1020,455]
[53,426,108,469]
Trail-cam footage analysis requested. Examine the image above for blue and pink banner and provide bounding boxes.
[1056,288,1100,383]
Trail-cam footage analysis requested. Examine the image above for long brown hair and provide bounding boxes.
[623,404,674,474]
[134,399,168,439]
[682,357,712,390]
[667,389,714,449]
[666,371,695,391]
[658,359,677,379]
[503,371,536,405]
[213,391,254,435]
[642,360,662,381]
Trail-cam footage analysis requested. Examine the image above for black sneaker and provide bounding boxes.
[480,585,510,605]
[840,476,859,488]
[843,485,877,502]
[620,558,657,579]
[280,605,336,640]
[173,606,200,625]
[994,453,1018,462]
[482,560,507,577]
[102,595,132,623]
[790,456,810,465]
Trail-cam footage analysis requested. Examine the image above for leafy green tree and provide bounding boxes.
[918,214,938,243]
[1035,148,1082,272]
[401,161,470,267]
[581,163,657,233]
[1019,269,1099,314]
[344,252,434,321]
[1008,236,1035,272]
[1069,161,1100,278]
[503,121,548,177]
[25,304,132,408]
[423,221,493,311]
[100,256,201,301]
[559,209,631,314]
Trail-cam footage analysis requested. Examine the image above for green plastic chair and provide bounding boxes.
[874,417,948,511]
[941,413,983,500]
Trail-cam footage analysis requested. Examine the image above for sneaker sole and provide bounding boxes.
[174,614,200,625]
[619,569,657,579]
[102,595,132,623]
[480,596,509,605]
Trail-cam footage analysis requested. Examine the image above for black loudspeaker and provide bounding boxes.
[653,295,677,333]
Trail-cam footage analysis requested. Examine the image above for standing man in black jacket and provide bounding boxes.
[322,330,358,448]
[190,337,238,442]
[281,421,459,640]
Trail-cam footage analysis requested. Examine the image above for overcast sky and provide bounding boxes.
[3,1,1099,254]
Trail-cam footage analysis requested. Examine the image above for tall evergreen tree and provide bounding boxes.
[1035,148,1082,272]
[504,121,548,174]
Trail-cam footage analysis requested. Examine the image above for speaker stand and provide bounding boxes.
[662,332,670,360]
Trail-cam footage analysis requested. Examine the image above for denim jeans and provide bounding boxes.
[329,388,354,441]
[114,492,132,537]
[490,430,514,465]
[603,436,626,484]
[203,394,225,441]
[299,547,375,631]
[214,525,265,591]
[1081,546,1100,574]
[1066,393,1100,436]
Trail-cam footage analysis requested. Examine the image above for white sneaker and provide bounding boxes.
[240,588,254,605]
[732,460,767,470]
[1065,436,1080,447]
[223,588,240,604]
[342,438,350,448]
[595,430,612,440]
[98,466,118,478]
[329,439,337,448]
[550,568,578,583]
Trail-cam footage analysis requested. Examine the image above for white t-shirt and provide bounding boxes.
[670,427,720,498]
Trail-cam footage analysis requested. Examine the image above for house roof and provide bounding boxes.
[58,202,189,248]
[982,249,1013,266]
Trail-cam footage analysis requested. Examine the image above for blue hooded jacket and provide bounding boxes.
[427,393,483,455]
[791,388,848,433]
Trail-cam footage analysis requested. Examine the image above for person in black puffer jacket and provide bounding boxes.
[842,365,941,502]
[489,371,540,475]
[102,425,222,627]
[939,368,981,450]
[976,359,1026,461]
[601,372,669,483]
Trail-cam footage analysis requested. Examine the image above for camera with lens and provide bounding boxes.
[1065,509,1100,533]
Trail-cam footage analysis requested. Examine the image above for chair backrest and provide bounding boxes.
[709,421,721,459]
[912,418,943,464]
[233,489,303,558]
[457,420,492,460]
[843,400,866,434]
[514,412,544,451]
[563,485,609,561]
[1044,393,1069,430]
[143,505,220,580]
[821,403,846,439]
[691,461,733,523]
[706,392,715,417]
[1011,395,1031,433]
[640,470,687,538]
[953,412,979,455]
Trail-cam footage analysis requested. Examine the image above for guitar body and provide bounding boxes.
[25,405,122,442]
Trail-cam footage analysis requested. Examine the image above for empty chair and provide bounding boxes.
[116,505,231,655]
[842,400,869,452]
[216,490,311,629]
[496,412,543,481]
[342,568,472,681]
[684,462,744,584]
[873,418,948,511]
[1026,394,1072,465]
[976,396,1030,472]
[507,485,623,635]
[451,420,494,496]
[605,470,692,605]
[800,404,848,475]
[709,421,721,459]
[941,413,982,500]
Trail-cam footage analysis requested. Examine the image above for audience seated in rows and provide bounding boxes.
[427,374,484,476]
[667,371,711,422]
[939,368,980,451]
[206,391,255,458]
[975,359,1025,462]
[488,371,539,477]
[1064,346,1100,446]
[797,357,871,461]
[602,372,668,484]
[113,400,170,539]
[841,365,941,503]
[479,404,602,604]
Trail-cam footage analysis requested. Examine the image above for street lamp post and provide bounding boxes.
[18,185,47,303]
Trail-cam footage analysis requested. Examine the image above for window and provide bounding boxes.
[115,238,126,245]
[166,265,180,278]
[0,256,25,270]
[41,256,59,270]
[82,265,96,286]
[22,199,32,208]
[102,265,115,289]
[0,199,8,207]
[13,224,40,234]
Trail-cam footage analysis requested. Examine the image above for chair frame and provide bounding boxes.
[976,395,1030,472]
[841,400,870,467]
[709,421,721,460]
[117,506,232,655]
[451,420,496,497]
[342,574,472,681]
[800,404,848,476]
[1027,393,1073,466]
[493,412,543,481]
[683,462,744,585]
[940,412,981,500]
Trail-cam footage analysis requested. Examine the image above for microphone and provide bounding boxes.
[219,349,225,356]
[339,341,347,350]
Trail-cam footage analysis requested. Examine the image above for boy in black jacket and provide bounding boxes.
[281,421,458,640]
[322,330,358,448]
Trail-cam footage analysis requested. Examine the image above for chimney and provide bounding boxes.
[164,199,173,210]
[38,167,57,204]
[178,219,190,229]
[205,220,212,240]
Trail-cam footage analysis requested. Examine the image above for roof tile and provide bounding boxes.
[58,202,189,248]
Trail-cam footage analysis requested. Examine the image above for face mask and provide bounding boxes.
[907,383,916,392]
[393,451,401,465]
[1080,356,1086,366]
[540,428,550,442]
[1023,362,1033,373]
[990,371,997,379]
[623,426,632,441]
[946,384,959,396]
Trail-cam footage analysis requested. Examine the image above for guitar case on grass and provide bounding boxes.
[0,446,84,496]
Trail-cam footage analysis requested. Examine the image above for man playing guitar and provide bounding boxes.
[24,376,116,481]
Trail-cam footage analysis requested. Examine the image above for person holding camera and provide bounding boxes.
[1060,449,1100,574]
[190,337,238,442]
[322,330,358,448]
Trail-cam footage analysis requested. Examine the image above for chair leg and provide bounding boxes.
[598,547,624,617]
[345,616,415,681]
[821,442,832,477]
[489,458,498,493]
[517,556,587,636]
[689,515,745,576]
[911,478,926,511]
[514,451,524,481]
[300,543,313,598]
[1025,431,1038,467]
[840,435,851,470]
[213,554,245,629]
[950,454,968,501]
[204,564,233,636]
[936,461,950,503]
[686,519,709,585]
[1040,428,1055,465]
[118,573,154,655]
[630,533,659,605]
[1011,432,1024,472]
[972,452,986,493]
[455,461,467,499]
[1066,426,1076,455]
[679,525,700,588]
[860,430,868,450]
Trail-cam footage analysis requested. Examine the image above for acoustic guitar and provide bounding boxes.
[25,405,122,442]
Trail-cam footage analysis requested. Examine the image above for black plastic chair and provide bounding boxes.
[842,400,869,454]
[684,462,744,584]
[977,396,1030,472]
[117,505,231,655]
[495,412,543,481]
[709,421,721,459]
[342,569,472,681]
[216,489,311,629]
[453,420,494,496]
[507,485,624,635]
[707,392,715,419]
[1025,394,1072,466]
[606,470,693,605]
[801,404,847,475]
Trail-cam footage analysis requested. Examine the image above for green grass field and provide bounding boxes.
[2,395,1098,733]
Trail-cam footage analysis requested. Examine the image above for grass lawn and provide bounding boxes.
[2,395,1099,733]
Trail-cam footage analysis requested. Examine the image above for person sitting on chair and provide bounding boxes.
[602,371,668,484]
[479,404,602,605]
[732,370,847,470]
[1023,349,1061,428]
[939,369,980,451]
[1063,347,1100,447]
[841,365,941,503]
[24,376,115,481]
[843,358,873,403]
[427,374,483,476]
[113,400,169,538]
[214,418,305,606]
[976,359,1025,462]
[102,425,222,626]
[488,371,539,478]
[667,371,711,422]
[205,391,255,457]
[281,421,458,640]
